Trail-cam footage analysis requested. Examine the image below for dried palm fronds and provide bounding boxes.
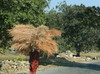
[9,24,61,56]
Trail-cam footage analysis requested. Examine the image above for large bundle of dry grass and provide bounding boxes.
[9,24,61,56]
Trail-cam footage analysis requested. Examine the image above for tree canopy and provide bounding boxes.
[45,3,100,56]
[0,0,48,48]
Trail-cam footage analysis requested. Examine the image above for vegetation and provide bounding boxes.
[9,25,61,56]
[0,1,100,57]
[0,54,28,61]
[0,0,48,48]
[45,3,100,56]
[9,24,61,74]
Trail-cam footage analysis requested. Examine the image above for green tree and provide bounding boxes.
[45,9,67,52]
[0,0,48,49]
[46,3,100,56]
[59,4,100,56]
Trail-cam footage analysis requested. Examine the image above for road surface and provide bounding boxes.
[37,61,100,74]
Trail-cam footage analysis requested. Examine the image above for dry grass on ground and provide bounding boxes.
[0,51,100,62]
[0,54,28,61]
[71,51,100,63]
[57,51,100,63]
[81,52,100,57]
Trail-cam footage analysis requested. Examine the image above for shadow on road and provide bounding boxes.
[40,57,100,71]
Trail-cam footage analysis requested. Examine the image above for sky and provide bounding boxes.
[46,0,100,10]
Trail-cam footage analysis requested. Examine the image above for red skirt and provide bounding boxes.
[29,50,39,74]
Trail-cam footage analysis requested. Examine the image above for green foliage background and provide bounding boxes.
[45,2,100,56]
[0,1,100,55]
[0,0,48,49]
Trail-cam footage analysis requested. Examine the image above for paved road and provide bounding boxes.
[37,62,100,74]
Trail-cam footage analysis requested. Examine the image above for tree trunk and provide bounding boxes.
[75,43,81,57]
[29,50,39,74]
[76,50,80,57]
